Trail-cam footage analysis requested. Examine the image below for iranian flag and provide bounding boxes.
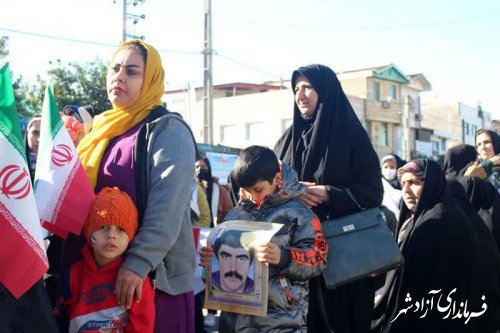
[0,62,48,298]
[34,85,95,239]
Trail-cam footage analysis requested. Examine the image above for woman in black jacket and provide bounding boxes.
[274,64,383,333]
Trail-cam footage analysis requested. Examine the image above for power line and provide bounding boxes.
[0,28,117,47]
[215,52,281,79]
[0,27,200,55]
[1,27,285,79]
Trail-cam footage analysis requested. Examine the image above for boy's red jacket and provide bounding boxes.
[55,245,155,333]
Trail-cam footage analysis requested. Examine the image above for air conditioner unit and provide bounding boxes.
[381,101,390,109]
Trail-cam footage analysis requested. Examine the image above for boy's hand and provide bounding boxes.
[256,242,281,265]
[115,267,144,309]
[199,246,214,268]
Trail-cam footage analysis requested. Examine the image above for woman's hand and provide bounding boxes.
[464,161,488,179]
[115,267,144,309]
[199,246,214,268]
[490,155,500,166]
[299,185,330,208]
[256,242,281,265]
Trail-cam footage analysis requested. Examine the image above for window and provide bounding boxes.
[441,139,447,153]
[246,122,264,141]
[432,141,439,156]
[464,122,470,135]
[379,123,388,146]
[372,81,380,101]
[388,85,397,101]
[281,118,292,132]
[220,125,237,143]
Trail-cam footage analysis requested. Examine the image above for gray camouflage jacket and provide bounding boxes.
[219,162,328,333]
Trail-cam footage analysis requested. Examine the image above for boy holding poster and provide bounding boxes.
[200,145,327,332]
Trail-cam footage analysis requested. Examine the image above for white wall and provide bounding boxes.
[460,103,482,146]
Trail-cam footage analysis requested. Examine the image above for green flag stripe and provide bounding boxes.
[0,63,26,160]
[42,85,63,140]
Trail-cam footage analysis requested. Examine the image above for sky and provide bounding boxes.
[1,0,499,118]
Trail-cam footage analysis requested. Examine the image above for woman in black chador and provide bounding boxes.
[444,144,500,250]
[382,159,480,333]
[274,64,383,333]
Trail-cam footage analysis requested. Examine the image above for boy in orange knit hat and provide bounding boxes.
[55,187,155,333]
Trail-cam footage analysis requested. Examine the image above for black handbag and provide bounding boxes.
[321,189,404,289]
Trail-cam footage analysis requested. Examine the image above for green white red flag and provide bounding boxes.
[34,85,95,239]
[0,62,49,298]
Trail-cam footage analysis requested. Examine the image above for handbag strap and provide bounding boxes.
[344,188,363,212]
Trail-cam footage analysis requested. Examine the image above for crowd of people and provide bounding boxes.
[2,39,500,333]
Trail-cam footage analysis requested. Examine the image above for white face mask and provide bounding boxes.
[382,168,397,181]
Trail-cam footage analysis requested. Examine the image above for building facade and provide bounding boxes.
[337,64,431,160]
[164,64,492,163]
[421,101,493,159]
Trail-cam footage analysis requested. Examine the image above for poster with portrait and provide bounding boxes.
[204,220,283,316]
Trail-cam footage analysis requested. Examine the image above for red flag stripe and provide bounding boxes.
[0,202,48,298]
[43,162,94,236]
[0,201,48,265]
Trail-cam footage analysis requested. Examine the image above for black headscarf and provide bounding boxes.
[476,129,500,157]
[274,64,382,218]
[397,159,447,223]
[201,157,214,214]
[444,143,500,250]
[443,144,477,178]
[384,154,406,169]
[195,156,215,226]
[386,159,481,332]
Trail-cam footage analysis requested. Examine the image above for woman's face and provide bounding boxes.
[294,75,318,118]
[476,132,495,160]
[382,159,397,170]
[400,172,424,212]
[106,48,145,109]
[27,119,41,153]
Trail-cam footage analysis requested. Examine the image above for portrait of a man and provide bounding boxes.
[211,229,255,294]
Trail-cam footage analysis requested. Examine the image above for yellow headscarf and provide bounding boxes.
[77,40,165,188]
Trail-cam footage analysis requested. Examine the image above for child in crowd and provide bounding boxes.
[61,104,99,146]
[55,187,155,333]
[200,145,327,332]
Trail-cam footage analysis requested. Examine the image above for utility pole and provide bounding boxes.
[122,0,127,42]
[402,95,411,161]
[203,0,214,144]
[118,0,146,42]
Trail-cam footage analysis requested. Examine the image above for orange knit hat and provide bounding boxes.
[84,187,139,242]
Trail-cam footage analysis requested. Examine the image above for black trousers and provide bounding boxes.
[308,276,375,333]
